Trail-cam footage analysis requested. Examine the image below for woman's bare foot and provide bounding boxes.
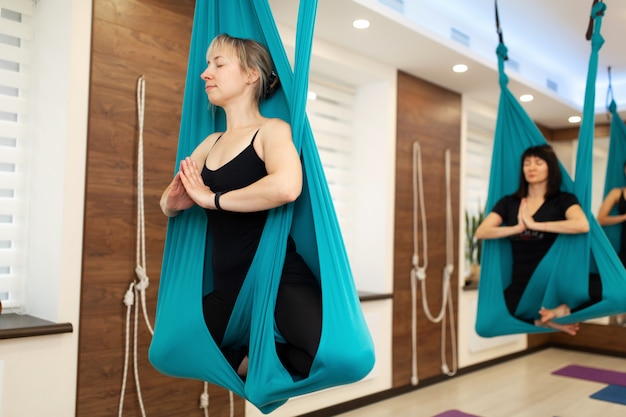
[539,303,571,323]
[534,319,579,336]
[237,356,249,378]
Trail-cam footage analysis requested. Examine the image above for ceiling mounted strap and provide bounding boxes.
[494,0,508,60]
[606,66,615,112]
[586,0,604,40]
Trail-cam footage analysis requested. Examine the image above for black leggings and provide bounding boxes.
[203,276,322,378]
[505,273,603,322]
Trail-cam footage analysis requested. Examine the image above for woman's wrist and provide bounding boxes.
[163,205,179,217]
[214,191,227,210]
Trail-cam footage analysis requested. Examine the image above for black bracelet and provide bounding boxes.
[214,192,223,210]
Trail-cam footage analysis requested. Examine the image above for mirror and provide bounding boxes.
[556,135,626,327]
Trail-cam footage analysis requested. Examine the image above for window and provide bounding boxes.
[463,103,495,218]
[306,77,355,247]
[0,0,34,309]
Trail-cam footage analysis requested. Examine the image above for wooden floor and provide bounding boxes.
[335,348,626,417]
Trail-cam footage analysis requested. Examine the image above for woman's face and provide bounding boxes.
[523,155,549,185]
[200,46,250,106]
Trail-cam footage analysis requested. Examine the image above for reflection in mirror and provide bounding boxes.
[542,136,626,327]
[462,103,626,328]
[592,136,626,327]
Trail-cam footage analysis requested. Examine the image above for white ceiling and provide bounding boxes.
[269,0,626,129]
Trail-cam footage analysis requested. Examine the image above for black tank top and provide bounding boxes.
[200,131,300,304]
[201,131,268,304]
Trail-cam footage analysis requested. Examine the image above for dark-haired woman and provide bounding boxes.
[159,34,321,379]
[476,145,601,335]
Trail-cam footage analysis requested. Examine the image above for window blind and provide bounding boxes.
[464,119,493,214]
[306,77,355,248]
[0,0,34,308]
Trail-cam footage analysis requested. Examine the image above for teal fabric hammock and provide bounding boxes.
[601,91,626,252]
[148,0,375,413]
[476,1,626,337]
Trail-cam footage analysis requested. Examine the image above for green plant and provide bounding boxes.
[465,204,486,265]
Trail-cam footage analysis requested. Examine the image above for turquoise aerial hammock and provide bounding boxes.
[476,1,626,337]
[148,0,375,413]
[601,69,626,253]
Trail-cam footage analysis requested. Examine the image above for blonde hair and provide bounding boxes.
[207,33,280,102]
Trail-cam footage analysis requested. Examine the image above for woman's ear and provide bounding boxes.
[247,67,260,85]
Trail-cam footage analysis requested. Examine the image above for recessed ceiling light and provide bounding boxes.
[353,19,370,29]
[452,64,468,73]
[568,115,581,124]
[307,91,317,101]
[520,94,534,102]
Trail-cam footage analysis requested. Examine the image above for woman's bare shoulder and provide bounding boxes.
[190,131,223,160]
[262,117,291,132]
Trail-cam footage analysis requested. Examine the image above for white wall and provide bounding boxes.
[277,24,397,294]
[352,80,397,294]
[0,1,91,416]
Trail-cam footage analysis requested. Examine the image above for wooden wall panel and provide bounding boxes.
[78,1,244,416]
[393,71,461,387]
[549,323,626,355]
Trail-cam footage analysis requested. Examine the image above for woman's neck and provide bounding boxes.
[222,98,264,130]
[527,183,547,199]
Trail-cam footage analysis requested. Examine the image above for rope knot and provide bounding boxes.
[416,268,427,281]
[135,266,150,290]
[590,32,605,50]
[199,392,209,408]
[123,284,135,307]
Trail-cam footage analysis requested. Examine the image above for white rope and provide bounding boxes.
[410,143,458,385]
[135,75,155,337]
[118,75,151,417]
[200,383,210,417]
[132,283,148,417]
[411,143,428,280]
[439,149,457,376]
[410,142,426,385]
[116,76,154,417]
[117,75,231,417]
[118,283,135,416]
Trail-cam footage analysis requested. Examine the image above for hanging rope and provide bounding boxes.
[440,149,457,377]
[118,75,152,417]
[118,75,219,417]
[410,141,427,386]
[410,142,458,385]
[134,75,154,337]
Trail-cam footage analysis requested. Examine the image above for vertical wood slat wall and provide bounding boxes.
[393,71,461,387]
[79,1,244,416]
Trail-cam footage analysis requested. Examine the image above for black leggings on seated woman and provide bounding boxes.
[505,273,603,322]
[202,264,322,378]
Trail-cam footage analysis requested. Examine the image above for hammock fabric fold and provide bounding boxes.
[148,0,375,413]
[601,99,626,252]
[476,2,626,337]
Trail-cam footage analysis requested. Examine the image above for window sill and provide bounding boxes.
[0,313,73,340]
[358,291,393,302]
[463,281,479,291]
